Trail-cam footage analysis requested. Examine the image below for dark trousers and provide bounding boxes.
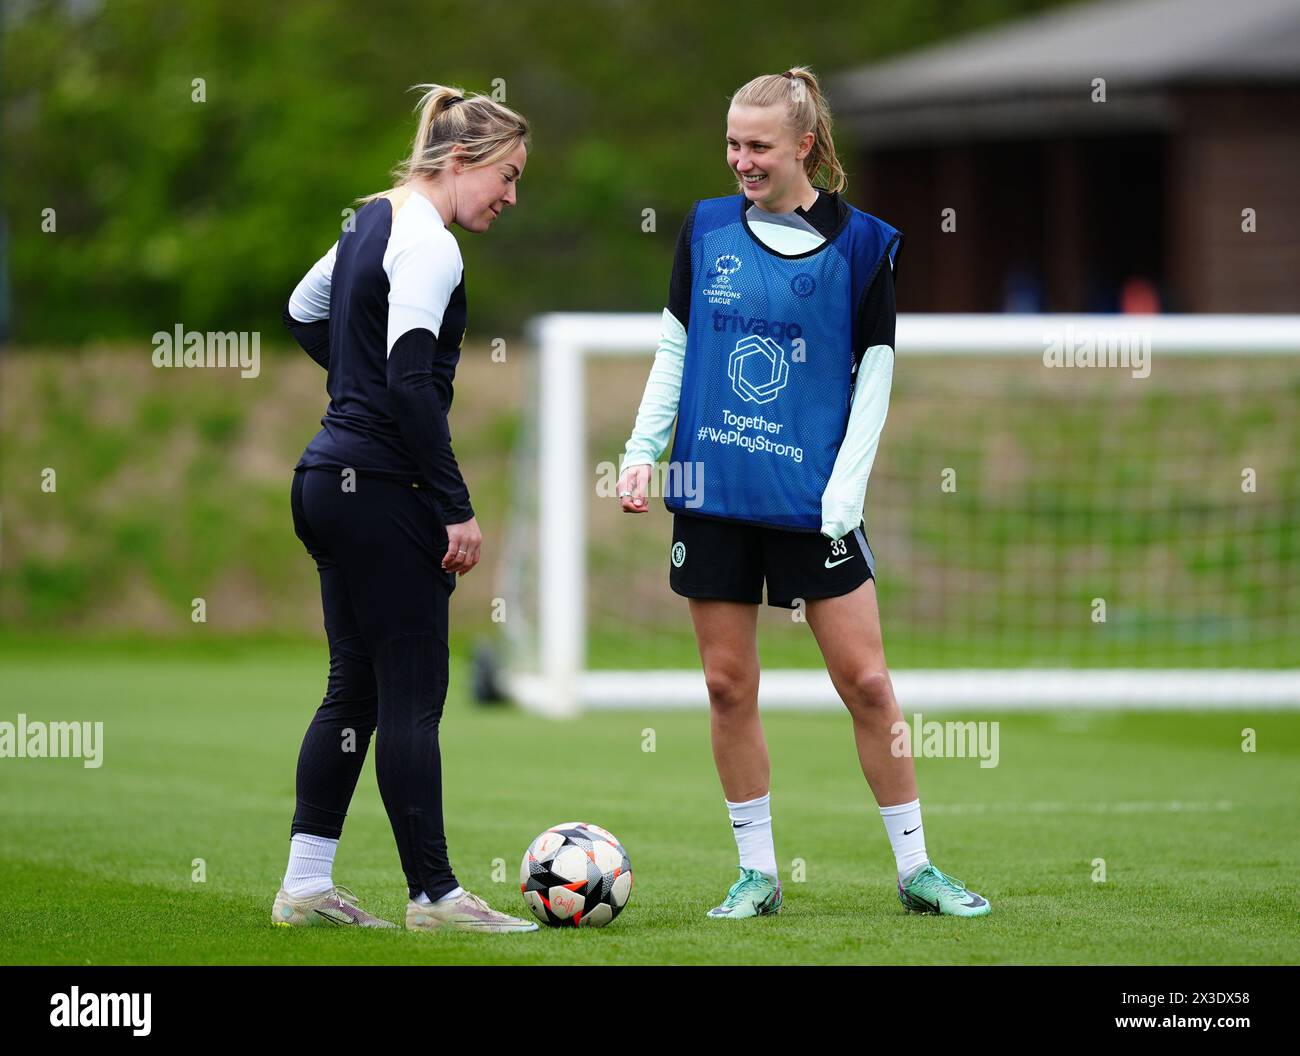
[289,468,459,901]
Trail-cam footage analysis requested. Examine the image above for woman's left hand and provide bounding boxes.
[442,516,482,575]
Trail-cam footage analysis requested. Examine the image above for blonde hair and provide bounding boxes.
[358,83,531,204]
[729,66,845,194]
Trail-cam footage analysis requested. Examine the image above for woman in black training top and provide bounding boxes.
[273,84,537,934]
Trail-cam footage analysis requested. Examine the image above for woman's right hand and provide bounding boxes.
[442,516,482,575]
[618,464,652,513]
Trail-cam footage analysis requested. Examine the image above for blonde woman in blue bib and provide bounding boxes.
[617,67,990,920]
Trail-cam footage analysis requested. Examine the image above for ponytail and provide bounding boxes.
[359,83,531,204]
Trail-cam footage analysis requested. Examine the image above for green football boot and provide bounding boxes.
[897,863,990,917]
[706,866,783,919]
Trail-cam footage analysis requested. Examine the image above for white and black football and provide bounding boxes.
[519,822,633,928]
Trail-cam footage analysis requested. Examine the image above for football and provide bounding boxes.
[519,822,633,927]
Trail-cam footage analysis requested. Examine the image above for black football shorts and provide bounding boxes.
[668,512,875,608]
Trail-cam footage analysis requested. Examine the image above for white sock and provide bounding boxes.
[415,885,464,905]
[880,798,929,881]
[283,833,338,898]
[726,793,778,881]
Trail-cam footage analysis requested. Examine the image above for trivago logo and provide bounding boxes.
[711,309,803,341]
[728,334,789,406]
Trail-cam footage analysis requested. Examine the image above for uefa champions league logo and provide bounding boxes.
[707,254,742,287]
[704,254,744,305]
[728,335,789,405]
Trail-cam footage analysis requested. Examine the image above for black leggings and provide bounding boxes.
[289,467,459,901]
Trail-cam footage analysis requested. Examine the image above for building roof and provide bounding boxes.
[832,0,1300,145]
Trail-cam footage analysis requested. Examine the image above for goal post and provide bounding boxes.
[501,313,1300,717]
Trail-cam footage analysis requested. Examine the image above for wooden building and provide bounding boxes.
[831,0,1300,312]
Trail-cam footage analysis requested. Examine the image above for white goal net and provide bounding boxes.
[495,314,1300,716]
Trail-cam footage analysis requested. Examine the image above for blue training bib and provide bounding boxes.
[665,194,900,531]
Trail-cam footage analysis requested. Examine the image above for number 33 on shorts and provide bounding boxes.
[826,537,853,567]
[798,526,876,606]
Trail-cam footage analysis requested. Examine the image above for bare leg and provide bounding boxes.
[688,599,766,801]
[805,578,917,807]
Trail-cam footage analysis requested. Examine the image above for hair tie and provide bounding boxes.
[782,71,794,79]
[445,95,464,107]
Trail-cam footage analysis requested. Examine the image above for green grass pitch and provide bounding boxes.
[1,640,1297,965]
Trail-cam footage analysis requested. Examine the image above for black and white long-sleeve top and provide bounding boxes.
[284,186,474,525]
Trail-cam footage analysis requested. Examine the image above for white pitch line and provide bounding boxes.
[920,800,1235,815]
